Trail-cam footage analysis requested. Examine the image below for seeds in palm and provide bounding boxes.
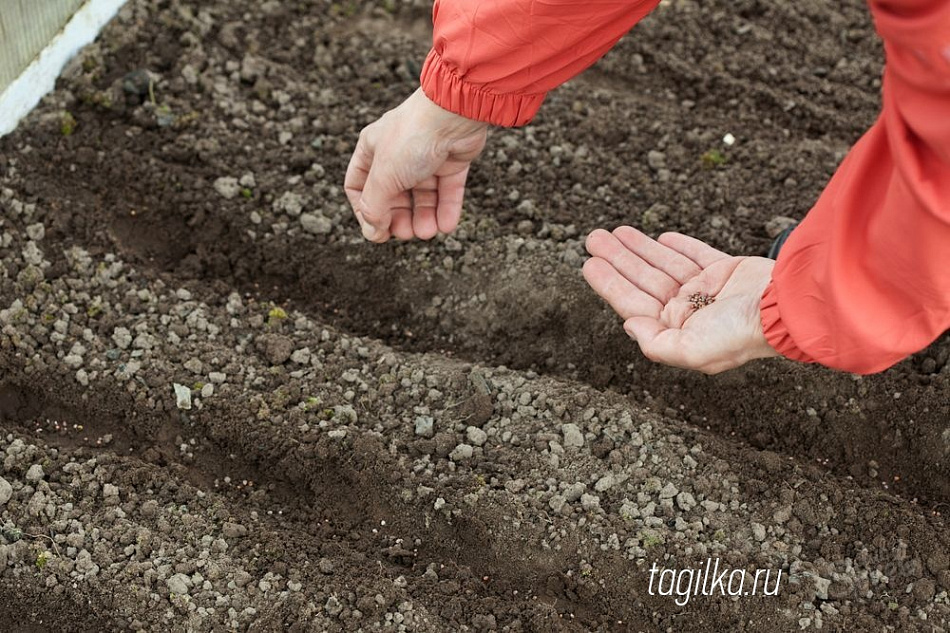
[688,292,715,311]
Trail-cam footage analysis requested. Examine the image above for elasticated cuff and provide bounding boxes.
[420,49,546,127]
[759,282,816,364]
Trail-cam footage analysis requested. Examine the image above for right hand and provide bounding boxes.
[345,89,488,243]
[583,227,779,374]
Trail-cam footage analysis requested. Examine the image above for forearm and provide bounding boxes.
[759,0,950,374]
[421,0,662,126]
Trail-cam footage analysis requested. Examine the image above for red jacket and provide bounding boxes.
[420,0,950,374]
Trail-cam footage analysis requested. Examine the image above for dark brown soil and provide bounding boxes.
[0,0,947,631]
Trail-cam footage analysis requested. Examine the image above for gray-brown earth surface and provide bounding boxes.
[0,0,948,631]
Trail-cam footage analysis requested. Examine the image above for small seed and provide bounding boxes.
[688,292,715,310]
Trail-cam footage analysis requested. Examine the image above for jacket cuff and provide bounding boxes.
[759,282,816,364]
[420,49,546,127]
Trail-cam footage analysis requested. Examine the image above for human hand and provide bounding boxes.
[344,89,488,242]
[583,227,779,374]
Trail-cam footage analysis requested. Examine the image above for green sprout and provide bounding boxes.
[60,112,77,136]
[701,149,727,169]
[330,1,359,17]
[267,305,288,326]
[36,550,52,569]
[639,530,665,549]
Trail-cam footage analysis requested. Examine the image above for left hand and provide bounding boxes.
[583,226,779,374]
[344,89,488,242]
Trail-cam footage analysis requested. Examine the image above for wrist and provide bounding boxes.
[745,259,781,363]
[411,88,488,140]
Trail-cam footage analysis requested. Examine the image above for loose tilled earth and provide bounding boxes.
[0,0,948,630]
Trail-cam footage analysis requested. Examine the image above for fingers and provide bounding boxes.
[436,167,469,234]
[409,178,439,240]
[585,229,680,303]
[582,257,663,320]
[612,226,702,284]
[345,129,392,242]
[346,129,469,242]
[344,139,370,225]
[657,232,729,269]
[390,208,415,241]
[358,165,398,242]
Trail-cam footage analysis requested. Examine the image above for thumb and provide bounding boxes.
[624,317,682,366]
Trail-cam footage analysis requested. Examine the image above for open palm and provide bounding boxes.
[583,227,778,374]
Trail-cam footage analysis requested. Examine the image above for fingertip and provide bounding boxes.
[436,209,461,235]
[413,216,439,241]
[613,225,643,239]
[390,209,414,241]
[581,256,605,283]
[622,320,638,340]
[361,223,379,241]
[585,228,611,254]
[360,219,390,243]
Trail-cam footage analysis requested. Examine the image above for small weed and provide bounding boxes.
[155,103,176,127]
[330,1,359,17]
[60,112,77,136]
[701,149,727,169]
[267,306,288,326]
[35,550,52,569]
[639,530,665,549]
[79,90,112,109]
[175,111,201,128]
[271,389,290,408]
[241,188,253,199]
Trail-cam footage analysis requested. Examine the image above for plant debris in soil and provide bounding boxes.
[0,0,948,631]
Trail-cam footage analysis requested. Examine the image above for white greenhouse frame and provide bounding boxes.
[0,0,127,136]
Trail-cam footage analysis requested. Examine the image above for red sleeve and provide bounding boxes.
[760,0,950,374]
[420,0,661,127]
